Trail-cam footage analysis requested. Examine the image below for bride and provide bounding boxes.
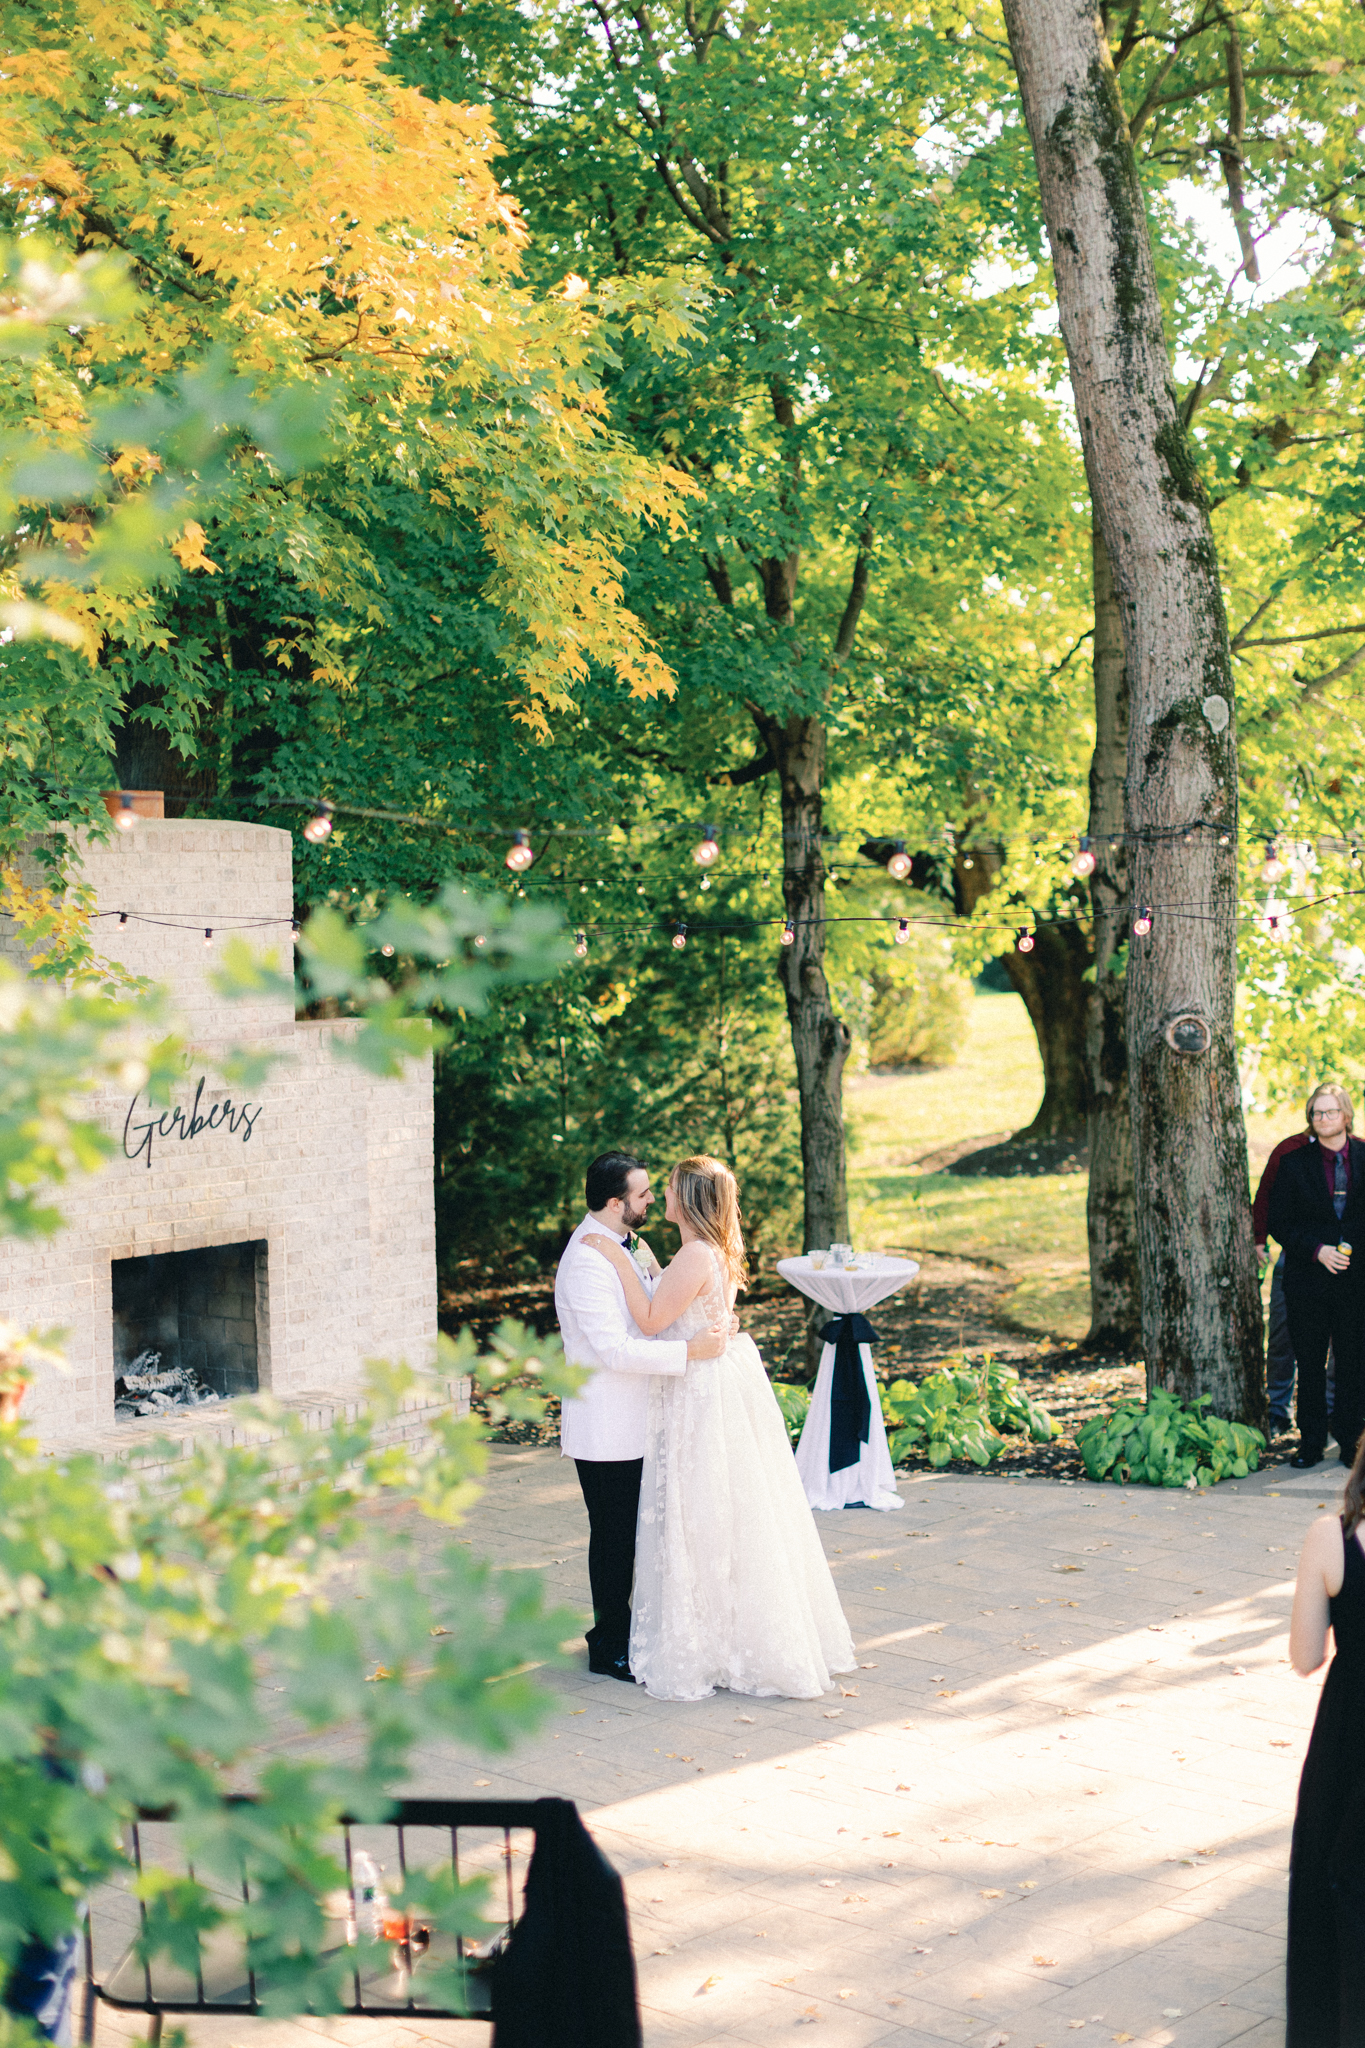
[584,1155,856,1702]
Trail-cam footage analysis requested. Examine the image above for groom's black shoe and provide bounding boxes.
[1290,1443,1325,1468]
[588,1649,635,1682]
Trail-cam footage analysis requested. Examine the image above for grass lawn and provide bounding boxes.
[847,992,1091,1343]
[846,989,1298,1347]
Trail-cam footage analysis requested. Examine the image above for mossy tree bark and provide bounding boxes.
[1084,517,1142,1351]
[1001,0,1264,1420]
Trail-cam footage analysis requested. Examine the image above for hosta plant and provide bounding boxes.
[1077,1388,1265,1487]
[882,1356,1060,1470]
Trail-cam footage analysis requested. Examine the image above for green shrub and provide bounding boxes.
[881,1355,1060,1469]
[772,1381,811,1446]
[1076,1388,1265,1487]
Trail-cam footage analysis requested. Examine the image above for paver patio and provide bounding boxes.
[90,1446,1336,2048]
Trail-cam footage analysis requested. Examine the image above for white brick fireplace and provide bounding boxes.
[0,818,438,1449]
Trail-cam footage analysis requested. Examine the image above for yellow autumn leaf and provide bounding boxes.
[170,521,220,573]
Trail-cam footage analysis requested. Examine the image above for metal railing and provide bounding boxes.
[82,1798,546,2041]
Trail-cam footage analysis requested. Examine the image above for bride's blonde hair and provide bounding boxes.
[671,1155,747,1289]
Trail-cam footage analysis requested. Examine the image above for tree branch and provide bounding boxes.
[1235,621,1365,650]
[832,526,872,664]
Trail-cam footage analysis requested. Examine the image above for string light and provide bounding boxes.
[574,930,589,957]
[203,928,213,947]
[473,934,487,948]
[887,841,911,880]
[1016,929,1035,953]
[693,826,720,867]
[290,918,300,938]
[117,911,128,927]
[303,802,334,844]
[762,870,772,886]
[963,855,974,869]
[380,942,395,957]
[1133,907,1153,936]
[672,921,688,949]
[115,793,136,834]
[505,830,534,873]
[1262,838,1286,882]
[1071,835,1096,878]
[781,918,795,945]
[699,874,711,890]
[895,919,910,944]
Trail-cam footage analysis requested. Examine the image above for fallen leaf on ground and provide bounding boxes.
[473,1778,490,1787]
[823,1709,843,1718]
[695,1977,719,1995]
[985,2034,1010,2047]
[736,1714,755,1723]
[980,1889,1004,1898]
[1162,2009,1182,2019]
[840,1685,859,1697]
[1033,1955,1058,1967]
[1068,2023,1086,2031]
[1113,2034,1134,2042]
[428,1625,450,1637]
[938,1689,960,1698]
[1019,1881,1038,1890]
[1232,1666,1247,1677]
[1271,1739,1292,1748]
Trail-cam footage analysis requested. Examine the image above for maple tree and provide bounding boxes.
[0,0,700,852]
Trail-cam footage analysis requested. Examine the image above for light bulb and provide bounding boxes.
[203,928,213,948]
[693,826,720,867]
[117,911,129,928]
[473,934,487,948]
[1262,838,1286,882]
[895,919,910,944]
[1071,836,1096,878]
[505,830,534,872]
[574,931,589,958]
[699,874,710,890]
[1017,929,1035,953]
[303,803,333,844]
[963,856,974,870]
[887,843,911,880]
[762,870,772,886]
[115,794,136,833]
[1133,907,1153,936]
[672,922,687,950]
[828,867,839,884]
[781,918,795,945]
[1268,914,1280,933]
[381,942,395,957]
[1218,832,1231,846]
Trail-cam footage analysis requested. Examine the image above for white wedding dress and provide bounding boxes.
[629,1247,857,1701]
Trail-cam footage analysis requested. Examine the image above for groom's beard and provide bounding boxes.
[620,1198,650,1232]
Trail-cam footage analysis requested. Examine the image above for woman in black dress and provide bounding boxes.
[1287,1433,1365,2044]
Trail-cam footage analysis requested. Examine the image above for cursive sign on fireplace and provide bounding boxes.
[123,1077,264,1168]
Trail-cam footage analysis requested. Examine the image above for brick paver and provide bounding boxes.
[90,1448,1337,2048]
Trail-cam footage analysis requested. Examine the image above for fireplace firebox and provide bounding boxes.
[112,1241,267,1417]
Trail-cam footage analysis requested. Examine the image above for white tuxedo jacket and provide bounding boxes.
[555,1214,687,1461]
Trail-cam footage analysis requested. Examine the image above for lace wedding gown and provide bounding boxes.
[630,1248,857,1701]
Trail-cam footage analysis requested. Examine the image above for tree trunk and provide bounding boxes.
[1001,0,1264,1421]
[955,855,1090,1140]
[750,704,850,1371]
[1084,517,1142,1350]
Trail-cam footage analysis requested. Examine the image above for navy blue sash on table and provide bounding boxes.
[819,1313,879,1472]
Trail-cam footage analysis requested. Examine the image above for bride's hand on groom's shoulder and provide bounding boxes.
[582,1232,627,1264]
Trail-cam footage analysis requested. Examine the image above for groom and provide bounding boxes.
[556,1151,729,1680]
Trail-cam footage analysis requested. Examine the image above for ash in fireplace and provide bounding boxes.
[114,1349,223,1420]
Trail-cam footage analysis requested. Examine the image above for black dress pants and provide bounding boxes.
[573,1457,642,1659]
[1284,1268,1365,1460]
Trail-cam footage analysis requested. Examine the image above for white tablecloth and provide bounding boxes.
[776,1256,920,1512]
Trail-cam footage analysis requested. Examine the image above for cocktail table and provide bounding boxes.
[775,1254,920,1512]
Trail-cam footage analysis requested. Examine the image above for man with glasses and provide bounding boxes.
[1267,1085,1365,1468]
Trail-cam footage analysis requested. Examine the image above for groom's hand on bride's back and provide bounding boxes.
[686,1321,730,1361]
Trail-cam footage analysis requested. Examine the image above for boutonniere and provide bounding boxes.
[624,1233,641,1255]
